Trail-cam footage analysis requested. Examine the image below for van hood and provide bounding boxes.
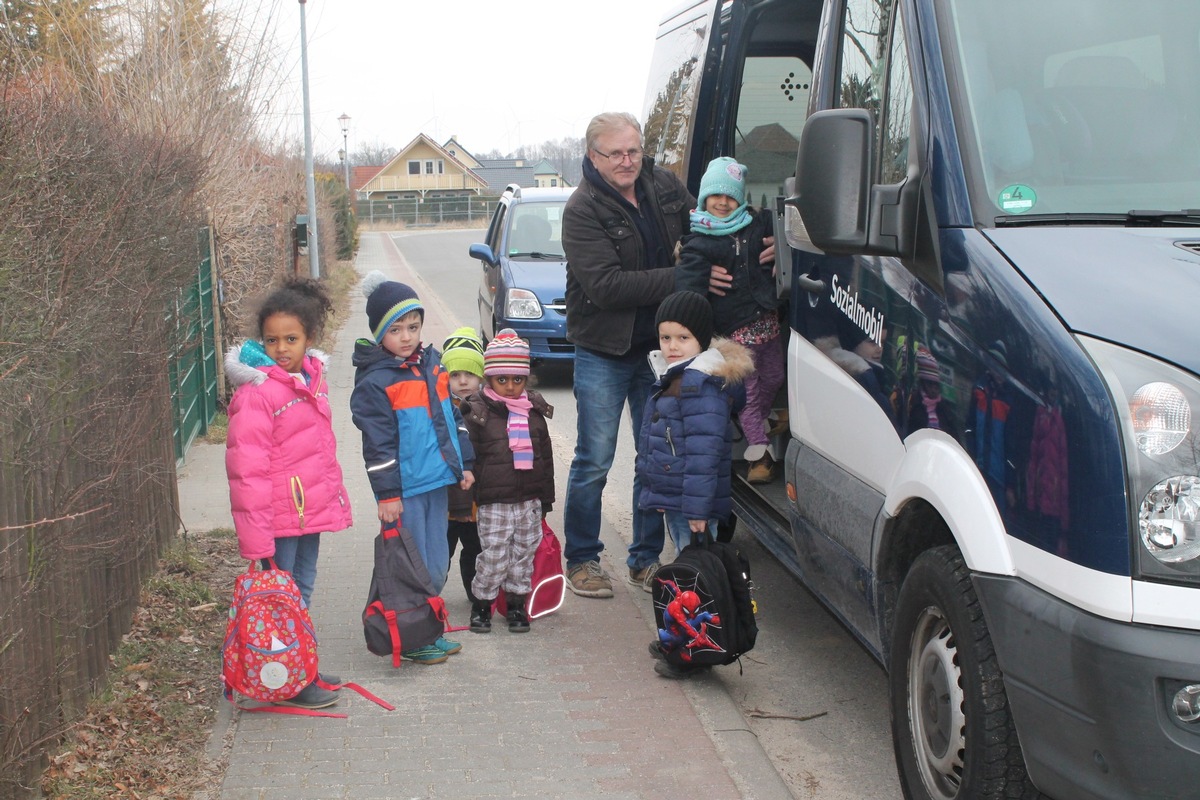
[985,227,1200,375]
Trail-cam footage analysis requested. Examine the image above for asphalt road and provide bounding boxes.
[389,228,903,799]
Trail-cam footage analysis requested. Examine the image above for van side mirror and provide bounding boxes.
[789,109,873,254]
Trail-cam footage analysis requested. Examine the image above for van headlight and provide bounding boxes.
[1140,476,1200,563]
[1082,337,1200,582]
[504,288,542,319]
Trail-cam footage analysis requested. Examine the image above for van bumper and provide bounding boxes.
[974,574,1200,800]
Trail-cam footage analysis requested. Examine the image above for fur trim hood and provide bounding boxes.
[224,341,330,388]
[648,337,755,383]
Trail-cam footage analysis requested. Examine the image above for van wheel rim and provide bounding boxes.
[908,606,966,799]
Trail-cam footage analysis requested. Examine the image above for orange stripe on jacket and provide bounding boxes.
[386,381,432,415]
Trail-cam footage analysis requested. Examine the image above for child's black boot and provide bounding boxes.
[505,594,530,633]
[470,599,493,633]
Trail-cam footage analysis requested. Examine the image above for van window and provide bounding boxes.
[837,0,890,120]
[945,0,1200,217]
[733,55,812,207]
[879,10,912,186]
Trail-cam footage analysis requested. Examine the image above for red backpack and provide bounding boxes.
[222,559,393,717]
[493,519,566,619]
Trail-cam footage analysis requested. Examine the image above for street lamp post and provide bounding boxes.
[299,0,319,279]
[338,113,351,191]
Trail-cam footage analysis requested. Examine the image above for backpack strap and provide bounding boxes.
[316,678,395,711]
[223,686,348,719]
[365,600,404,667]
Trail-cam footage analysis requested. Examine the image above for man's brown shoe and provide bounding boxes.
[567,561,614,598]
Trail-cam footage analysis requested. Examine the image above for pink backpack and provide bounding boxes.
[222,560,393,717]
[494,519,566,619]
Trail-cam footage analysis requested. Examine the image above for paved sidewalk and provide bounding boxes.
[184,233,795,799]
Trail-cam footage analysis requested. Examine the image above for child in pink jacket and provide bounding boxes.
[224,277,352,710]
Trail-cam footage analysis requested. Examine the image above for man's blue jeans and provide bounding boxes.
[563,346,665,571]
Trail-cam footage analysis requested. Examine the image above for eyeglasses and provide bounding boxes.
[592,147,643,164]
[492,375,526,386]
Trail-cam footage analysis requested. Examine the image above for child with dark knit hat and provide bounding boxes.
[349,271,475,664]
[457,329,555,634]
[637,290,753,678]
[441,327,486,604]
[675,156,784,485]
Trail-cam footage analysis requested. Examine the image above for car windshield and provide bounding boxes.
[507,202,566,258]
[944,1,1200,219]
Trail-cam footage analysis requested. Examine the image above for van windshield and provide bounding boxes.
[944,1,1200,220]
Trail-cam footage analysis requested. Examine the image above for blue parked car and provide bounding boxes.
[471,184,575,362]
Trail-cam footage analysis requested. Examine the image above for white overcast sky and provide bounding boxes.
[262,0,676,161]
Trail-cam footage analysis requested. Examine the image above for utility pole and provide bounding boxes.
[299,0,319,279]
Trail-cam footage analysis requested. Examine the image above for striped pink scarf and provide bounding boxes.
[483,387,534,470]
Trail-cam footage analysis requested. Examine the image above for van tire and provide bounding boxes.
[889,546,1042,800]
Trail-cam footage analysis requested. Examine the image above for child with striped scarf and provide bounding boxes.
[457,330,556,633]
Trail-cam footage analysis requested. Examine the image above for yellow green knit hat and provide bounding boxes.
[441,326,485,377]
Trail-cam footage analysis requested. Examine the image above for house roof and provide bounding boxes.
[351,165,383,192]
[738,122,800,153]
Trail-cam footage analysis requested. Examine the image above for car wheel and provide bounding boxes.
[889,545,1042,800]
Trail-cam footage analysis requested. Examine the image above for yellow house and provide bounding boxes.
[358,134,488,200]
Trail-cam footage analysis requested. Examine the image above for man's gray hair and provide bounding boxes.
[585,112,642,152]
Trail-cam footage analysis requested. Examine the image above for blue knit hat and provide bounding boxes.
[362,270,423,344]
[697,157,747,210]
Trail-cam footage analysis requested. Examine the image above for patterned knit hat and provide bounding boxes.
[915,348,940,382]
[656,290,714,351]
[484,329,530,376]
[362,270,423,344]
[697,156,748,210]
[441,326,485,377]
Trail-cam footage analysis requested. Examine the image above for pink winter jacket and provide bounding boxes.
[224,345,353,560]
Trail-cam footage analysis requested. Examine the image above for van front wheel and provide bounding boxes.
[889,546,1041,800]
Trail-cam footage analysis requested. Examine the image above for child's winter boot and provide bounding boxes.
[470,599,493,633]
[505,594,530,633]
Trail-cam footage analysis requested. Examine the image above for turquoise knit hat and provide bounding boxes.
[697,157,748,209]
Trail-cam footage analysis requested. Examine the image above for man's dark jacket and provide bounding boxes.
[562,156,695,357]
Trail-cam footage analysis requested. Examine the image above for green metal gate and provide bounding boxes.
[170,227,220,461]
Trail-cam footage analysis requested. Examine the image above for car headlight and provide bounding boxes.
[504,288,542,320]
[1083,336,1200,583]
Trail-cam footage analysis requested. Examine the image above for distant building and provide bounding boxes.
[354,134,572,200]
[442,138,571,193]
[356,134,489,201]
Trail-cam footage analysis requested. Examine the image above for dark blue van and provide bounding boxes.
[644,1,1200,798]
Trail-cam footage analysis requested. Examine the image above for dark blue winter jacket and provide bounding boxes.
[636,339,753,522]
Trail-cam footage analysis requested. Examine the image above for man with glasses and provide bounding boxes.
[559,111,688,598]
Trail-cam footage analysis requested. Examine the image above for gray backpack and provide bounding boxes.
[362,524,447,667]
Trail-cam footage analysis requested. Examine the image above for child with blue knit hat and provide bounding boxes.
[675,156,784,485]
[350,271,475,664]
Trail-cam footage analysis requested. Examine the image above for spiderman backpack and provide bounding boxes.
[651,537,758,668]
[222,559,393,717]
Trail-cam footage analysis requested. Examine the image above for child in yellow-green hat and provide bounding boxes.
[442,327,486,604]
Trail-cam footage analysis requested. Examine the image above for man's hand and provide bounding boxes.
[759,235,776,266]
[459,470,475,491]
[378,498,402,523]
[689,519,709,534]
[708,265,733,296]
[709,236,776,296]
